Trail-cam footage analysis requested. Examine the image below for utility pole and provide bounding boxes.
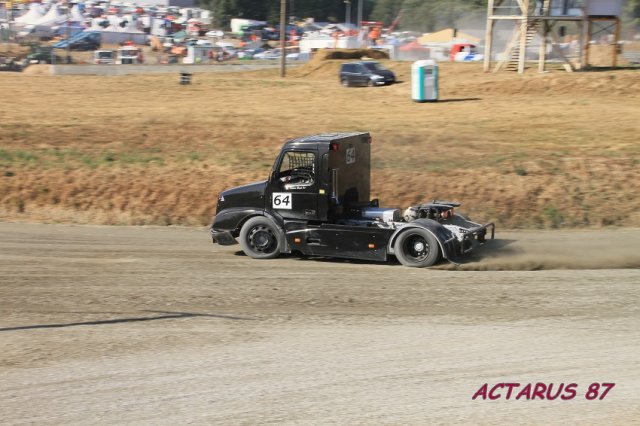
[344,1,351,26]
[279,0,286,77]
[357,0,363,29]
[66,2,71,64]
[4,0,13,46]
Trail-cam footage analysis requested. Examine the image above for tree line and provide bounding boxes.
[199,1,639,34]
[198,0,488,32]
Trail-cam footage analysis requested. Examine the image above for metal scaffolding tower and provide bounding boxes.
[483,0,622,73]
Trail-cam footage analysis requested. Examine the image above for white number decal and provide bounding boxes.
[346,147,356,165]
[272,192,292,209]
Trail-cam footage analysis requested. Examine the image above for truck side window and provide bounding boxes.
[278,151,315,189]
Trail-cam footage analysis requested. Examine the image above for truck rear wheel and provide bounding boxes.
[394,228,441,267]
[239,216,283,259]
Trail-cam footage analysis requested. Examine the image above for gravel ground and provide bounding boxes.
[1,223,639,425]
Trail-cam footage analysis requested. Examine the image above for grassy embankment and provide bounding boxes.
[1,61,639,228]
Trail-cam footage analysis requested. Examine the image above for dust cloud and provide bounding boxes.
[438,229,640,271]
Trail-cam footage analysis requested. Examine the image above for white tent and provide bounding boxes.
[117,15,143,33]
[91,15,143,33]
[33,4,66,27]
[89,14,146,44]
[14,3,45,25]
[70,5,85,23]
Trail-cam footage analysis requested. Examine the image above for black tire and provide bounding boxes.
[394,228,441,267]
[239,216,283,259]
[367,78,375,87]
[341,78,350,87]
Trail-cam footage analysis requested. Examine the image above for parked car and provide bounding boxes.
[237,48,264,59]
[0,56,26,72]
[253,49,282,60]
[69,37,101,51]
[339,61,396,87]
[285,51,310,61]
[205,30,224,38]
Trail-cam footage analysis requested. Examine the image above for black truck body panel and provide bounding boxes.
[211,207,264,238]
[216,180,267,213]
[286,223,393,261]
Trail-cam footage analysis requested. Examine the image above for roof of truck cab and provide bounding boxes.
[282,132,369,149]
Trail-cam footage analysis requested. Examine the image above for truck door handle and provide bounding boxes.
[305,209,316,216]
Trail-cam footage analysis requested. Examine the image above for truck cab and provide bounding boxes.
[116,46,143,64]
[211,132,494,267]
[93,49,114,64]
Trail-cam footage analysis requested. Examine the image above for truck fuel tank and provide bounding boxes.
[361,207,402,223]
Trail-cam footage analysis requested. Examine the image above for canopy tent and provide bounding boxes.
[90,15,143,33]
[70,5,85,23]
[397,40,430,61]
[115,15,143,33]
[33,4,66,27]
[399,41,429,52]
[14,3,45,25]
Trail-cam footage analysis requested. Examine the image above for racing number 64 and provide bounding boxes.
[272,192,292,210]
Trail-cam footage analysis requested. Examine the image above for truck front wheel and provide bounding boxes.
[239,216,283,259]
[394,228,441,267]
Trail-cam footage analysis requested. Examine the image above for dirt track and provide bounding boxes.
[1,223,639,424]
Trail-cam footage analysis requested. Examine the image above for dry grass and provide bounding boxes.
[1,60,639,228]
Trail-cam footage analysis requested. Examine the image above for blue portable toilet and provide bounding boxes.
[411,59,438,102]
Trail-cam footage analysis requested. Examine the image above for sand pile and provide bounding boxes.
[292,48,389,78]
[22,64,53,76]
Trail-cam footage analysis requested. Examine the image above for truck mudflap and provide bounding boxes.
[210,228,238,246]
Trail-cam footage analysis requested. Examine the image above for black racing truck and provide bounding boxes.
[210,132,494,267]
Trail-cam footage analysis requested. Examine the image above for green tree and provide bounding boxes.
[371,0,404,25]
[627,0,640,27]
[372,0,487,33]
[211,0,488,30]
[213,0,377,28]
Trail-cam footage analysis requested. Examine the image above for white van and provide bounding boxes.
[116,46,142,64]
[93,50,114,64]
